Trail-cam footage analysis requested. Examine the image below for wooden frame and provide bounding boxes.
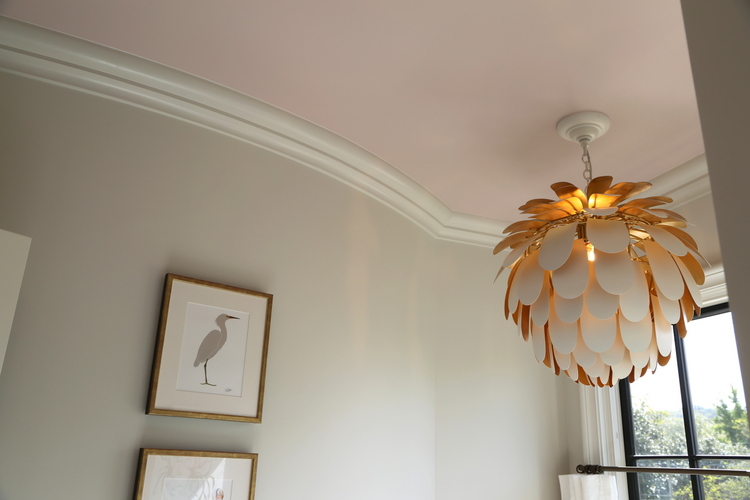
[134,448,258,500]
[147,274,272,422]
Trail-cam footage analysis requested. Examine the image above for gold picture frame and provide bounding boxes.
[147,274,272,422]
[134,448,258,500]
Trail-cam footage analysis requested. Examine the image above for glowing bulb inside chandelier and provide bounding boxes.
[586,242,596,262]
[493,111,705,387]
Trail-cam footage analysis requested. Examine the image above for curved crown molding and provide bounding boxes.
[0,16,506,247]
[648,153,711,208]
[0,17,709,248]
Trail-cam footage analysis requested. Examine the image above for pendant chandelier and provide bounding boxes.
[494,112,705,387]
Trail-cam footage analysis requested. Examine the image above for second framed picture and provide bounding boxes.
[134,448,258,500]
[147,274,273,423]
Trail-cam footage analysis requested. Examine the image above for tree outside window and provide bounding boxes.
[619,304,750,500]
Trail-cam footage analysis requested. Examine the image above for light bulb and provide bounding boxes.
[586,242,596,262]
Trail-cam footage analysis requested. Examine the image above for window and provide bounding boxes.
[619,303,750,500]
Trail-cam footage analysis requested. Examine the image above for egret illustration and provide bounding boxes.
[193,313,239,386]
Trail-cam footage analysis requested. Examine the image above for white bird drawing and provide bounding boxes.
[193,313,239,386]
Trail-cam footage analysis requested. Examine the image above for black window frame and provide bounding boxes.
[618,302,750,500]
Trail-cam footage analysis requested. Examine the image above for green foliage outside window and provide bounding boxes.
[633,389,750,500]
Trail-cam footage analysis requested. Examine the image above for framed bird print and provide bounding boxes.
[133,448,258,500]
[147,274,273,422]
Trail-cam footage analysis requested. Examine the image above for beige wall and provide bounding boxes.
[432,238,576,500]
[0,72,571,498]
[681,0,750,408]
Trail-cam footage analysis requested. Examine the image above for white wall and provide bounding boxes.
[0,70,571,498]
[0,228,31,376]
[680,0,750,407]
[432,240,573,500]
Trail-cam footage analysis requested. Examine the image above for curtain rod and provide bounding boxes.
[576,464,750,478]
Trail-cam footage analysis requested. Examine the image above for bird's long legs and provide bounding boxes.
[201,360,216,386]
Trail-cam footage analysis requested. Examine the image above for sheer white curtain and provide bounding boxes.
[559,474,617,500]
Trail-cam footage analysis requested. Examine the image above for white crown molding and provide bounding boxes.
[0,17,709,248]
[647,153,710,208]
[701,265,727,307]
[0,17,508,247]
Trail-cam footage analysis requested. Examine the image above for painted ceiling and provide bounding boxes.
[0,0,704,222]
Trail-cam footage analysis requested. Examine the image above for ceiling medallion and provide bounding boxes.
[494,112,705,387]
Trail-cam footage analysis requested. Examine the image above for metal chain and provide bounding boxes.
[581,141,593,186]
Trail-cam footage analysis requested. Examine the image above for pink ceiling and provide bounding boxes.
[0,0,704,221]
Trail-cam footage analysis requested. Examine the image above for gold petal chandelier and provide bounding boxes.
[494,112,705,387]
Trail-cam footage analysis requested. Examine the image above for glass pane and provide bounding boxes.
[630,352,688,455]
[635,459,692,500]
[699,459,750,499]
[683,311,750,455]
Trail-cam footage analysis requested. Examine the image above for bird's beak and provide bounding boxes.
[227,315,239,320]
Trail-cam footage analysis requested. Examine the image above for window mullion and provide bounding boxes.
[618,380,641,500]
[673,327,705,500]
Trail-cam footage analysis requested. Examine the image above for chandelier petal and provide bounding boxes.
[504,262,521,319]
[551,199,582,214]
[619,206,663,223]
[594,249,634,295]
[555,349,572,371]
[518,198,555,211]
[523,203,562,214]
[531,320,547,362]
[611,351,634,379]
[603,181,634,197]
[588,355,608,381]
[650,208,688,222]
[600,326,626,365]
[630,344,651,370]
[548,306,578,354]
[579,367,594,386]
[656,287,682,324]
[538,222,578,270]
[583,267,620,320]
[566,357,580,383]
[534,208,575,221]
[619,313,653,353]
[551,239,590,298]
[661,225,700,254]
[619,260,651,322]
[516,251,545,305]
[543,327,555,368]
[674,257,704,308]
[626,197,673,209]
[681,292,698,323]
[520,305,531,341]
[657,352,672,367]
[641,225,689,256]
[502,236,535,268]
[493,231,532,255]
[648,336,660,369]
[530,274,552,326]
[560,196,585,213]
[573,328,598,368]
[610,182,652,205]
[585,207,618,216]
[644,241,685,301]
[554,293,584,323]
[581,310,617,353]
[502,219,547,235]
[551,182,586,203]
[586,218,630,253]
[653,303,674,357]
[586,176,613,198]
[588,193,620,208]
[677,251,706,286]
